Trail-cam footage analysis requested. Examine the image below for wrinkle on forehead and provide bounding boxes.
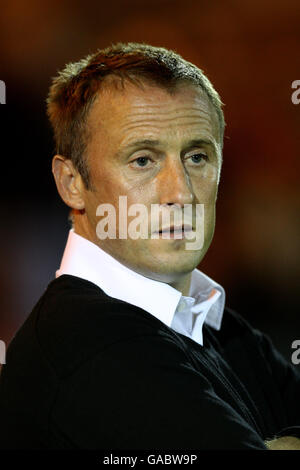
[87,81,221,150]
[118,122,217,153]
[119,114,215,136]
[119,106,213,126]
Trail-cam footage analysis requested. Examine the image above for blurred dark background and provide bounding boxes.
[0,0,299,362]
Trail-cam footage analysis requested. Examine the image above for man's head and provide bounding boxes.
[47,42,225,290]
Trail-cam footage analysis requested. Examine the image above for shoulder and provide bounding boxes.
[207,305,272,363]
[20,275,179,378]
[210,305,290,379]
[215,305,263,342]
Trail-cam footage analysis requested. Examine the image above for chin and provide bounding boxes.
[145,249,204,278]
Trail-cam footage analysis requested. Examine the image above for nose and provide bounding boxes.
[158,156,194,207]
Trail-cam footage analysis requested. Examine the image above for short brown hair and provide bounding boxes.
[46,42,225,189]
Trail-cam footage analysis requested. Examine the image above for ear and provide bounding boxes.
[52,155,86,210]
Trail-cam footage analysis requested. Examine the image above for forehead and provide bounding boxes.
[86,80,220,148]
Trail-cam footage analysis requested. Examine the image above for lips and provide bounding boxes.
[157,224,193,234]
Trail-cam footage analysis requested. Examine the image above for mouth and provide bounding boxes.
[153,224,194,238]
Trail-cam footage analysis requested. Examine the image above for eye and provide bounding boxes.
[131,156,152,168]
[186,153,208,165]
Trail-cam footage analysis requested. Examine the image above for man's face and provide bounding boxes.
[78,80,222,284]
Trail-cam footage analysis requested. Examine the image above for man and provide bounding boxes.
[0,43,299,450]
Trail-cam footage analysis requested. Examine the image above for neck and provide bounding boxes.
[169,273,192,296]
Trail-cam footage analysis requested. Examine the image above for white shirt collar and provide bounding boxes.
[56,229,225,337]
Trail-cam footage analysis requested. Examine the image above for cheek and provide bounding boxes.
[192,176,218,204]
[125,182,156,209]
[84,192,102,226]
[92,165,126,204]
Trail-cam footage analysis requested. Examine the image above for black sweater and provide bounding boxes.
[0,274,299,450]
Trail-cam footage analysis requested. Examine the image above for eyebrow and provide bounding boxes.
[121,138,218,153]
